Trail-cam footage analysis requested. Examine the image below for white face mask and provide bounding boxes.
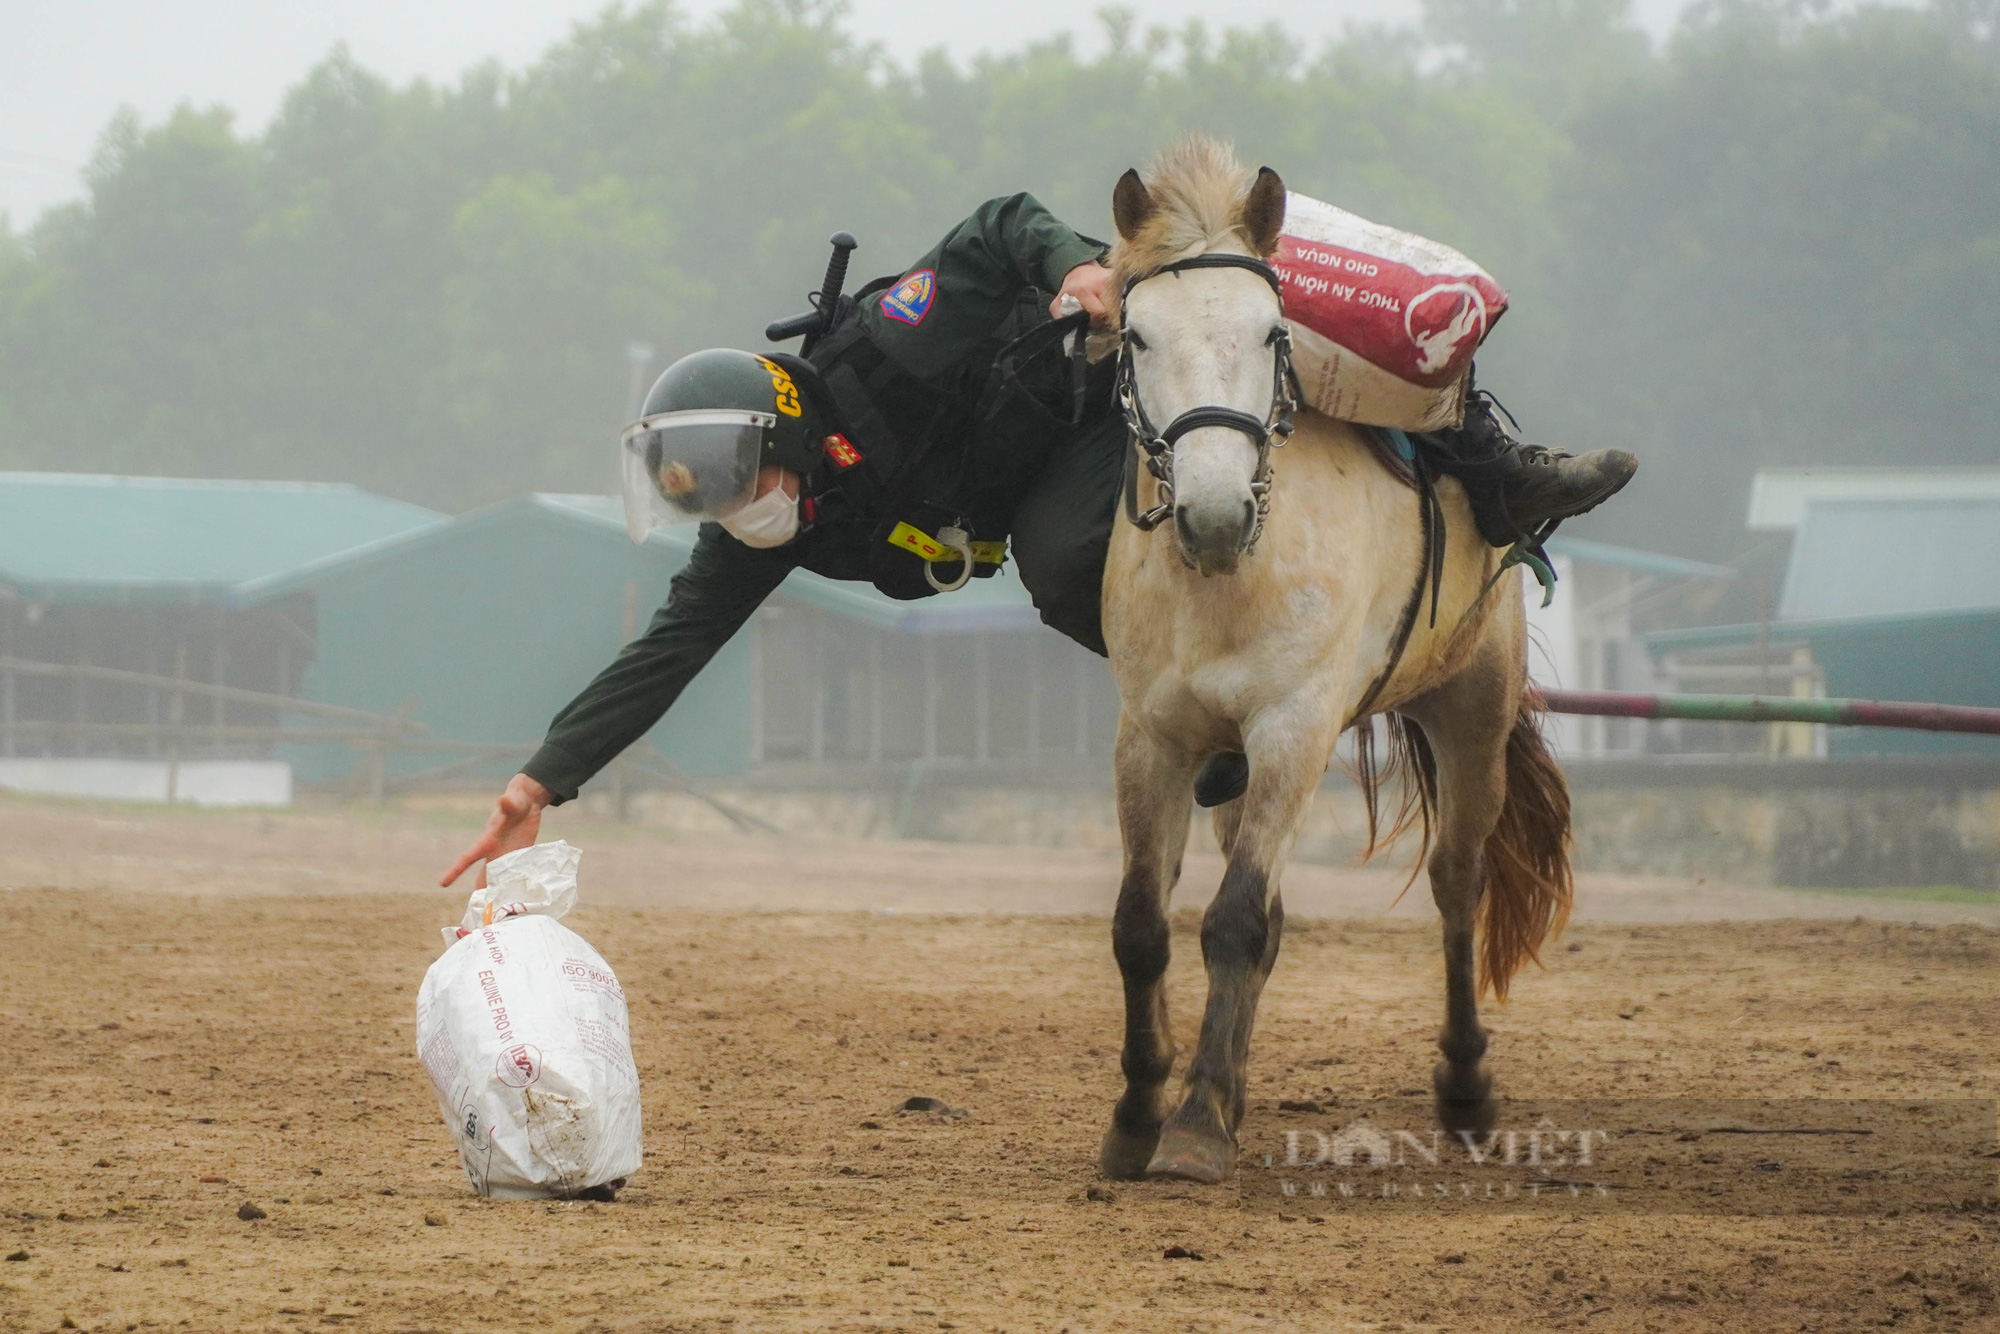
[719,485,800,548]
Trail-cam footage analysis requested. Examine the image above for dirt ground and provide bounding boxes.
[0,794,1995,1334]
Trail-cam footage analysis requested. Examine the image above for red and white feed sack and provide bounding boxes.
[1272,192,1507,432]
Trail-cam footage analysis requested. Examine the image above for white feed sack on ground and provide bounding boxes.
[415,841,642,1198]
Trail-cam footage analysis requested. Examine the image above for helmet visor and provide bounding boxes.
[619,409,774,542]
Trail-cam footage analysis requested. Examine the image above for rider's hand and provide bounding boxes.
[441,772,552,889]
[1052,261,1113,322]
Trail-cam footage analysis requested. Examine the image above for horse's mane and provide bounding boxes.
[1107,135,1262,297]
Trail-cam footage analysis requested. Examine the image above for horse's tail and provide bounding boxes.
[1351,712,1436,876]
[1349,701,1573,999]
[1478,702,1573,999]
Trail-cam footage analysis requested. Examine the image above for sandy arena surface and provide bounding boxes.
[0,794,1995,1333]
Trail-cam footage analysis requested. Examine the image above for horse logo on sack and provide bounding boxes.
[879,269,936,326]
[1405,283,1488,376]
[495,1044,541,1088]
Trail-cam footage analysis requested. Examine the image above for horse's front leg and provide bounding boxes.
[1099,713,1198,1179]
[1147,701,1335,1183]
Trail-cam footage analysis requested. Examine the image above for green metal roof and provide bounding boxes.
[0,472,443,604]
[1645,603,2000,652]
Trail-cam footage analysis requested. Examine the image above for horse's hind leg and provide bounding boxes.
[1099,714,1197,1180]
[1403,676,1515,1135]
[1147,703,1334,1183]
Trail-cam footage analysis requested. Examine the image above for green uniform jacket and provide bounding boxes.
[860,192,1102,382]
[523,194,1104,804]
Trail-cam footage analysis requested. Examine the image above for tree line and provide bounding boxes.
[1,0,1995,558]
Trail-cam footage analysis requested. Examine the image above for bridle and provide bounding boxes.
[1116,252,1304,554]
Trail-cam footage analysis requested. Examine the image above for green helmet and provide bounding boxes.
[619,348,827,542]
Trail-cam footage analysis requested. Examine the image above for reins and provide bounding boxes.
[1116,252,1303,553]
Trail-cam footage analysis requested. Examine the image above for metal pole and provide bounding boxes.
[1535,688,2000,736]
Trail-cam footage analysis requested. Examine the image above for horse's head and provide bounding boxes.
[1110,141,1291,578]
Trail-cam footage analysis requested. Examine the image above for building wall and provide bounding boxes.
[0,595,311,760]
[750,602,1120,766]
[286,509,752,782]
[1810,614,2000,758]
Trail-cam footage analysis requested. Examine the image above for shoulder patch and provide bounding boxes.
[878,269,936,326]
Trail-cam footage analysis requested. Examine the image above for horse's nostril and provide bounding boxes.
[1175,505,1198,548]
[1241,499,1257,545]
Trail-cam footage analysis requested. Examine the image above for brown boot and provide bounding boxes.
[1415,390,1638,548]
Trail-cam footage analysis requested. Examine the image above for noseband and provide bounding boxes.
[1117,252,1304,553]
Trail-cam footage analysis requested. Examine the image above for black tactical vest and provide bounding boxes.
[788,280,1115,601]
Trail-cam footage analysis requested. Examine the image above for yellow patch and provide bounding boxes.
[886,521,1006,566]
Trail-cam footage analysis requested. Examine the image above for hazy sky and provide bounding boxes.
[1,0,1688,227]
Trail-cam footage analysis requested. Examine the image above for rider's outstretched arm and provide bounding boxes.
[523,525,798,803]
[441,525,795,887]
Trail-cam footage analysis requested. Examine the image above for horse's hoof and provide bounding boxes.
[1432,1060,1496,1136]
[1099,1121,1162,1180]
[1145,1127,1236,1183]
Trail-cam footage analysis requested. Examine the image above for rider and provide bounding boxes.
[442,192,1635,886]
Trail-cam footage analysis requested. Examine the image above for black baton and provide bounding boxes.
[766,231,857,351]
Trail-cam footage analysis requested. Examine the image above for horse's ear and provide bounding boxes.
[1241,166,1287,256]
[1113,169,1155,241]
